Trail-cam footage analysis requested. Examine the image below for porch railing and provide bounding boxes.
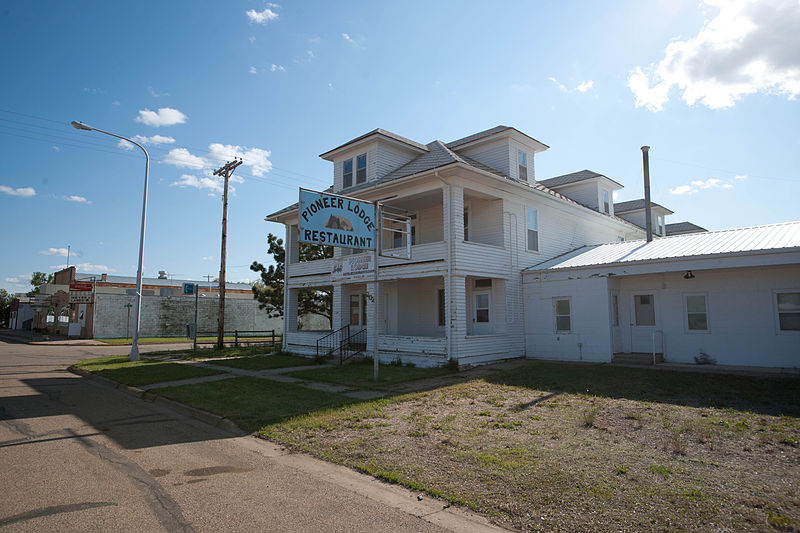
[316,324,367,365]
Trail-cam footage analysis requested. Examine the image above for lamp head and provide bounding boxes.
[71,121,93,131]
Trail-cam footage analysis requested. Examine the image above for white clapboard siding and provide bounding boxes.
[551,182,600,211]
[458,138,511,176]
[379,335,447,355]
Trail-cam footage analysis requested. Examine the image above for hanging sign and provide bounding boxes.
[298,188,376,250]
[331,254,375,281]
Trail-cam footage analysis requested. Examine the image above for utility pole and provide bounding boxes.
[213,158,243,350]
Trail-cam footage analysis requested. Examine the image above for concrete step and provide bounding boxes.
[612,352,664,365]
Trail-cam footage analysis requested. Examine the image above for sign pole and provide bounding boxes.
[193,284,199,352]
[373,202,381,381]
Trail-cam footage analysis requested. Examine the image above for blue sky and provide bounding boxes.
[1,0,798,295]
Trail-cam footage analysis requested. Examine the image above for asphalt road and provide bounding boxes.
[0,340,502,532]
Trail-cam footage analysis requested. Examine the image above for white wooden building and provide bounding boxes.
[267,126,799,368]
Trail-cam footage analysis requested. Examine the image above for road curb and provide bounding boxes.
[68,367,246,436]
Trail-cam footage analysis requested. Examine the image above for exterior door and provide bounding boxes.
[472,290,492,335]
[630,293,658,353]
[349,294,367,328]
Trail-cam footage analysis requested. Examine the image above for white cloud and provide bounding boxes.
[669,184,697,195]
[207,143,272,177]
[118,135,176,150]
[549,77,568,92]
[112,100,120,106]
[201,256,214,261]
[65,195,91,204]
[734,174,748,180]
[612,191,620,201]
[669,177,735,195]
[50,263,112,273]
[246,7,278,23]
[135,107,187,127]
[270,64,285,72]
[171,174,224,194]
[249,36,256,44]
[163,148,206,169]
[148,87,170,98]
[249,66,258,74]
[0,185,36,197]
[40,247,78,257]
[52,145,60,152]
[5,277,20,283]
[342,33,357,45]
[628,0,800,111]
[575,80,594,93]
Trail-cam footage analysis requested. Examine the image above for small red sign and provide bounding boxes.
[70,283,93,292]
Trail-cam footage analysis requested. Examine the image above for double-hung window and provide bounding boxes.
[343,159,353,188]
[518,150,528,181]
[685,294,708,331]
[603,190,610,214]
[777,292,800,331]
[554,298,571,332]
[526,208,539,252]
[356,154,367,184]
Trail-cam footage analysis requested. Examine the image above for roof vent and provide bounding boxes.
[158,270,168,279]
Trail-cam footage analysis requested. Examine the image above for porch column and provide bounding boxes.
[332,283,346,331]
[366,281,378,361]
[450,274,468,358]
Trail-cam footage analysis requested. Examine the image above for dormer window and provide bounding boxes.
[518,150,528,181]
[356,153,367,184]
[343,159,353,188]
[603,190,610,214]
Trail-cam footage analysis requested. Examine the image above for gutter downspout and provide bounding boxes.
[434,170,453,362]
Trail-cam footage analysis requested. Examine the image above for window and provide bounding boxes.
[603,190,610,214]
[437,289,445,326]
[555,298,571,332]
[634,294,655,326]
[392,223,415,248]
[356,153,367,184]
[777,292,800,331]
[518,150,528,181]
[526,208,539,251]
[463,207,469,241]
[343,159,353,188]
[475,293,490,322]
[686,294,708,331]
[474,278,492,288]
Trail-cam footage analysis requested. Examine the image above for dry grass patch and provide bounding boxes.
[262,362,800,532]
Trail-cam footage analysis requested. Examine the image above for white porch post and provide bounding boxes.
[366,280,379,362]
[332,282,345,331]
[285,288,299,335]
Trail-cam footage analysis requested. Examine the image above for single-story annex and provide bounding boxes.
[266,126,800,368]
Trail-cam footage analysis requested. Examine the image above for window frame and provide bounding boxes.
[774,289,800,333]
[343,158,353,188]
[526,207,539,252]
[517,150,528,181]
[356,153,367,184]
[683,292,710,333]
[602,189,610,214]
[554,297,572,333]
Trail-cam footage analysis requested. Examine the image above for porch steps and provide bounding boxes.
[612,352,664,365]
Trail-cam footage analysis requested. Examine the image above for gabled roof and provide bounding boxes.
[614,199,673,215]
[665,221,707,235]
[446,125,549,152]
[525,221,800,272]
[319,128,429,159]
[539,169,623,189]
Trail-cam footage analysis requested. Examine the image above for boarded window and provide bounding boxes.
[777,292,800,331]
[555,298,571,332]
[343,159,353,188]
[527,208,539,251]
[686,294,708,330]
[634,294,655,326]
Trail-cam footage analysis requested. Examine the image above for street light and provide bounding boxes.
[71,120,149,361]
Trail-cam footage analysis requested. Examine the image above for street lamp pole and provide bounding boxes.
[72,120,149,361]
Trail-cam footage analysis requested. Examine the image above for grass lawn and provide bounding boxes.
[99,336,281,346]
[287,359,454,389]
[71,356,227,387]
[156,376,356,432]
[204,354,319,371]
[262,361,800,532]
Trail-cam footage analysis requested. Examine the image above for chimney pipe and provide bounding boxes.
[641,146,653,242]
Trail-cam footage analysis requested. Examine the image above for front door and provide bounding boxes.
[472,290,492,335]
[630,293,658,353]
[349,293,367,328]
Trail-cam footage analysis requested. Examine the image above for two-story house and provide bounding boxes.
[267,126,649,366]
